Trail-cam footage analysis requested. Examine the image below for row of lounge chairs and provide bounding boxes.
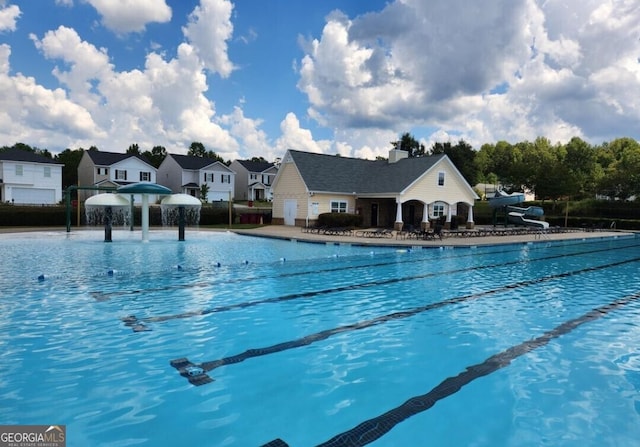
[301,224,570,240]
[395,226,443,241]
[300,226,353,236]
[301,226,396,238]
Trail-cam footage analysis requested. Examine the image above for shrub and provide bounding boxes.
[317,212,362,228]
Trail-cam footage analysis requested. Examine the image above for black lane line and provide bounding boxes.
[101,242,522,302]
[278,291,640,447]
[169,256,640,385]
[101,237,626,302]
[128,241,640,331]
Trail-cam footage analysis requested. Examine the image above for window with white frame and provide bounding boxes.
[204,173,214,182]
[250,173,257,180]
[15,165,23,176]
[221,174,231,183]
[97,167,108,175]
[139,171,151,181]
[44,166,51,178]
[115,169,127,180]
[432,203,445,217]
[330,200,348,213]
[437,171,445,186]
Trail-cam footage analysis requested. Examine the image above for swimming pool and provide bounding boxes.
[1,229,639,446]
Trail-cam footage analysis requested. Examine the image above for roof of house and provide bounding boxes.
[234,159,275,173]
[287,150,447,194]
[0,148,62,164]
[84,150,153,167]
[170,154,228,170]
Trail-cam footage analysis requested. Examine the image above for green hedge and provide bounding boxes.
[317,212,362,228]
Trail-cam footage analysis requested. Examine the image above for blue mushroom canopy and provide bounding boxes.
[117,182,172,195]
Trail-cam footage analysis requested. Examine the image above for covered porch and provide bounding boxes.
[356,197,475,231]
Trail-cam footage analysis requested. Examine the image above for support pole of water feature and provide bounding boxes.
[104,206,113,242]
[116,183,172,242]
[178,206,186,241]
[141,194,150,242]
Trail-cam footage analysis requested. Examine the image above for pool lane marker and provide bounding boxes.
[169,255,640,386]
[129,241,640,331]
[262,290,640,447]
[109,237,628,304]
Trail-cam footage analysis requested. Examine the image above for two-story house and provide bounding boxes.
[229,159,278,202]
[77,150,158,202]
[157,154,235,202]
[0,149,63,205]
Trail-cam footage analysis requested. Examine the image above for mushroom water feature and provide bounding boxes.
[117,182,172,242]
[160,194,202,241]
[85,193,131,242]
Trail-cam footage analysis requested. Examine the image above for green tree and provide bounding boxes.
[142,145,167,168]
[55,148,84,190]
[430,139,480,185]
[597,138,640,199]
[126,143,141,155]
[188,141,206,157]
[200,183,209,203]
[391,132,425,157]
[187,141,226,164]
[563,137,598,199]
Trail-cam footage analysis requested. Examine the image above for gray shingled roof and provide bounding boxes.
[236,159,275,172]
[288,150,446,194]
[0,148,62,164]
[85,150,153,166]
[170,154,222,170]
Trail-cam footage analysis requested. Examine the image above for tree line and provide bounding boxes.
[4,134,640,201]
[390,132,640,201]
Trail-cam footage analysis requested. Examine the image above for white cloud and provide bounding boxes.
[275,113,332,154]
[86,0,172,34]
[219,106,275,160]
[0,43,105,147]
[0,4,20,32]
[27,25,238,154]
[182,0,235,77]
[297,0,640,147]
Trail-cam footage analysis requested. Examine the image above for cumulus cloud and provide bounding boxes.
[297,0,640,150]
[0,43,105,147]
[0,4,20,32]
[182,0,235,77]
[27,25,239,154]
[219,106,275,160]
[274,112,332,154]
[86,0,172,34]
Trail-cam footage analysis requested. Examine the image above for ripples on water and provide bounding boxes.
[0,231,639,446]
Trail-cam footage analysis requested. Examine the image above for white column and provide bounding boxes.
[466,204,475,229]
[394,199,403,230]
[422,203,430,229]
[141,194,149,242]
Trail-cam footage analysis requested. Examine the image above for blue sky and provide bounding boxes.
[0,0,639,161]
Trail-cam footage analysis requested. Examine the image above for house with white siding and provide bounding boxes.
[77,150,158,202]
[271,149,479,229]
[0,149,63,205]
[157,154,235,202]
[228,159,278,202]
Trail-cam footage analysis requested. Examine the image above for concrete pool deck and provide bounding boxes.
[232,225,634,247]
[0,225,633,247]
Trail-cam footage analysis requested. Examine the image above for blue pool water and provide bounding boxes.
[1,229,639,446]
